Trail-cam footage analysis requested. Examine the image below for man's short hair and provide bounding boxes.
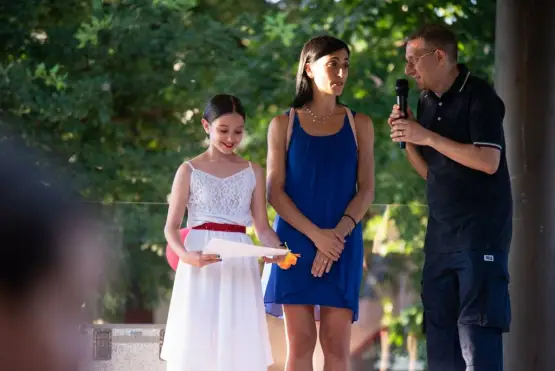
[409,24,458,62]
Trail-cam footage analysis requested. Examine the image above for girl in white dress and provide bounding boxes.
[160,94,285,371]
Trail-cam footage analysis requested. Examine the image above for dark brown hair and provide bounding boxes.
[292,35,350,108]
[409,24,458,62]
[202,94,246,124]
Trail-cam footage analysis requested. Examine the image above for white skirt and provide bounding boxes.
[160,229,273,371]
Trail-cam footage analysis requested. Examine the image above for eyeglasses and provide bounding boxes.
[406,49,437,68]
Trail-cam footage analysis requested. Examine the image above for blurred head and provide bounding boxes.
[201,94,246,154]
[0,149,105,371]
[292,35,350,108]
[405,24,458,91]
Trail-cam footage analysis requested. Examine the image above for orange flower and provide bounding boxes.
[278,251,301,270]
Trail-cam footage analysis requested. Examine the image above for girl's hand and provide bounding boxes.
[181,251,221,268]
[263,243,288,264]
[263,255,285,264]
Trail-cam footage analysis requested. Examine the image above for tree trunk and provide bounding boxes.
[124,274,153,324]
[495,1,555,370]
[379,329,390,371]
[124,308,154,324]
[407,332,417,371]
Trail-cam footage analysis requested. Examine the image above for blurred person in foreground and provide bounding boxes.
[0,144,106,371]
[389,24,512,371]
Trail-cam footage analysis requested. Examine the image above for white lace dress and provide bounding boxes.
[160,162,273,371]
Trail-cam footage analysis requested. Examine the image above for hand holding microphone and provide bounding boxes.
[395,79,409,149]
[388,104,413,123]
[388,103,414,127]
[389,79,432,147]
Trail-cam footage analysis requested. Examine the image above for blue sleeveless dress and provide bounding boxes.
[263,109,364,322]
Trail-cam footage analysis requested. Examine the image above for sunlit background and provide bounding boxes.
[0,1,499,370]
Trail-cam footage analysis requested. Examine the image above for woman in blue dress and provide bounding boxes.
[262,35,375,371]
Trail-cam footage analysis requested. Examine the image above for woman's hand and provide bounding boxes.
[334,216,355,241]
[310,218,355,276]
[311,250,333,277]
[181,251,221,268]
[310,228,344,261]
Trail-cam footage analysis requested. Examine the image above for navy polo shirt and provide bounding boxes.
[416,64,513,253]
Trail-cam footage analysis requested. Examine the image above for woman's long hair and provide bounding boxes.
[291,35,350,108]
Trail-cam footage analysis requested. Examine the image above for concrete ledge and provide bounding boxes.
[78,298,386,371]
[79,325,166,371]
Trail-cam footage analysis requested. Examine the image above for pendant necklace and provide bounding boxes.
[304,104,335,124]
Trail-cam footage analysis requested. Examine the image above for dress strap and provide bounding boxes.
[345,107,358,150]
[186,161,195,170]
[285,108,295,152]
[286,107,357,151]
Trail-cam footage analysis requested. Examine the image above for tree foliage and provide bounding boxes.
[0,0,496,328]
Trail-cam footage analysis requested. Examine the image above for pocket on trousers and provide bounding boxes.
[477,264,511,332]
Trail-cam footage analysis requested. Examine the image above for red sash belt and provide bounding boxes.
[191,222,246,233]
[165,223,247,271]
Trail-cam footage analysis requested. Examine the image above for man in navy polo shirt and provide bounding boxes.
[388,24,513,371]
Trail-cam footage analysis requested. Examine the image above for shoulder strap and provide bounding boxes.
[186,161,195,170]
[285,108,295,151]
[345,107,358,150]
[286,107,358,150]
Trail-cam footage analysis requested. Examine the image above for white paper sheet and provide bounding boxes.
[203,238,289,258]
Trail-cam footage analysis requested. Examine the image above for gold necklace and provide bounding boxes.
[304,104,335,124]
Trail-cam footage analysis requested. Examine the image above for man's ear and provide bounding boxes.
[435,49,448,64]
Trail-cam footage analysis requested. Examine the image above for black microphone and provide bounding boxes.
[395,79,409,149]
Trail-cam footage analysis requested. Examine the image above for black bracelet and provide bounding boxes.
[342,214,357,229]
